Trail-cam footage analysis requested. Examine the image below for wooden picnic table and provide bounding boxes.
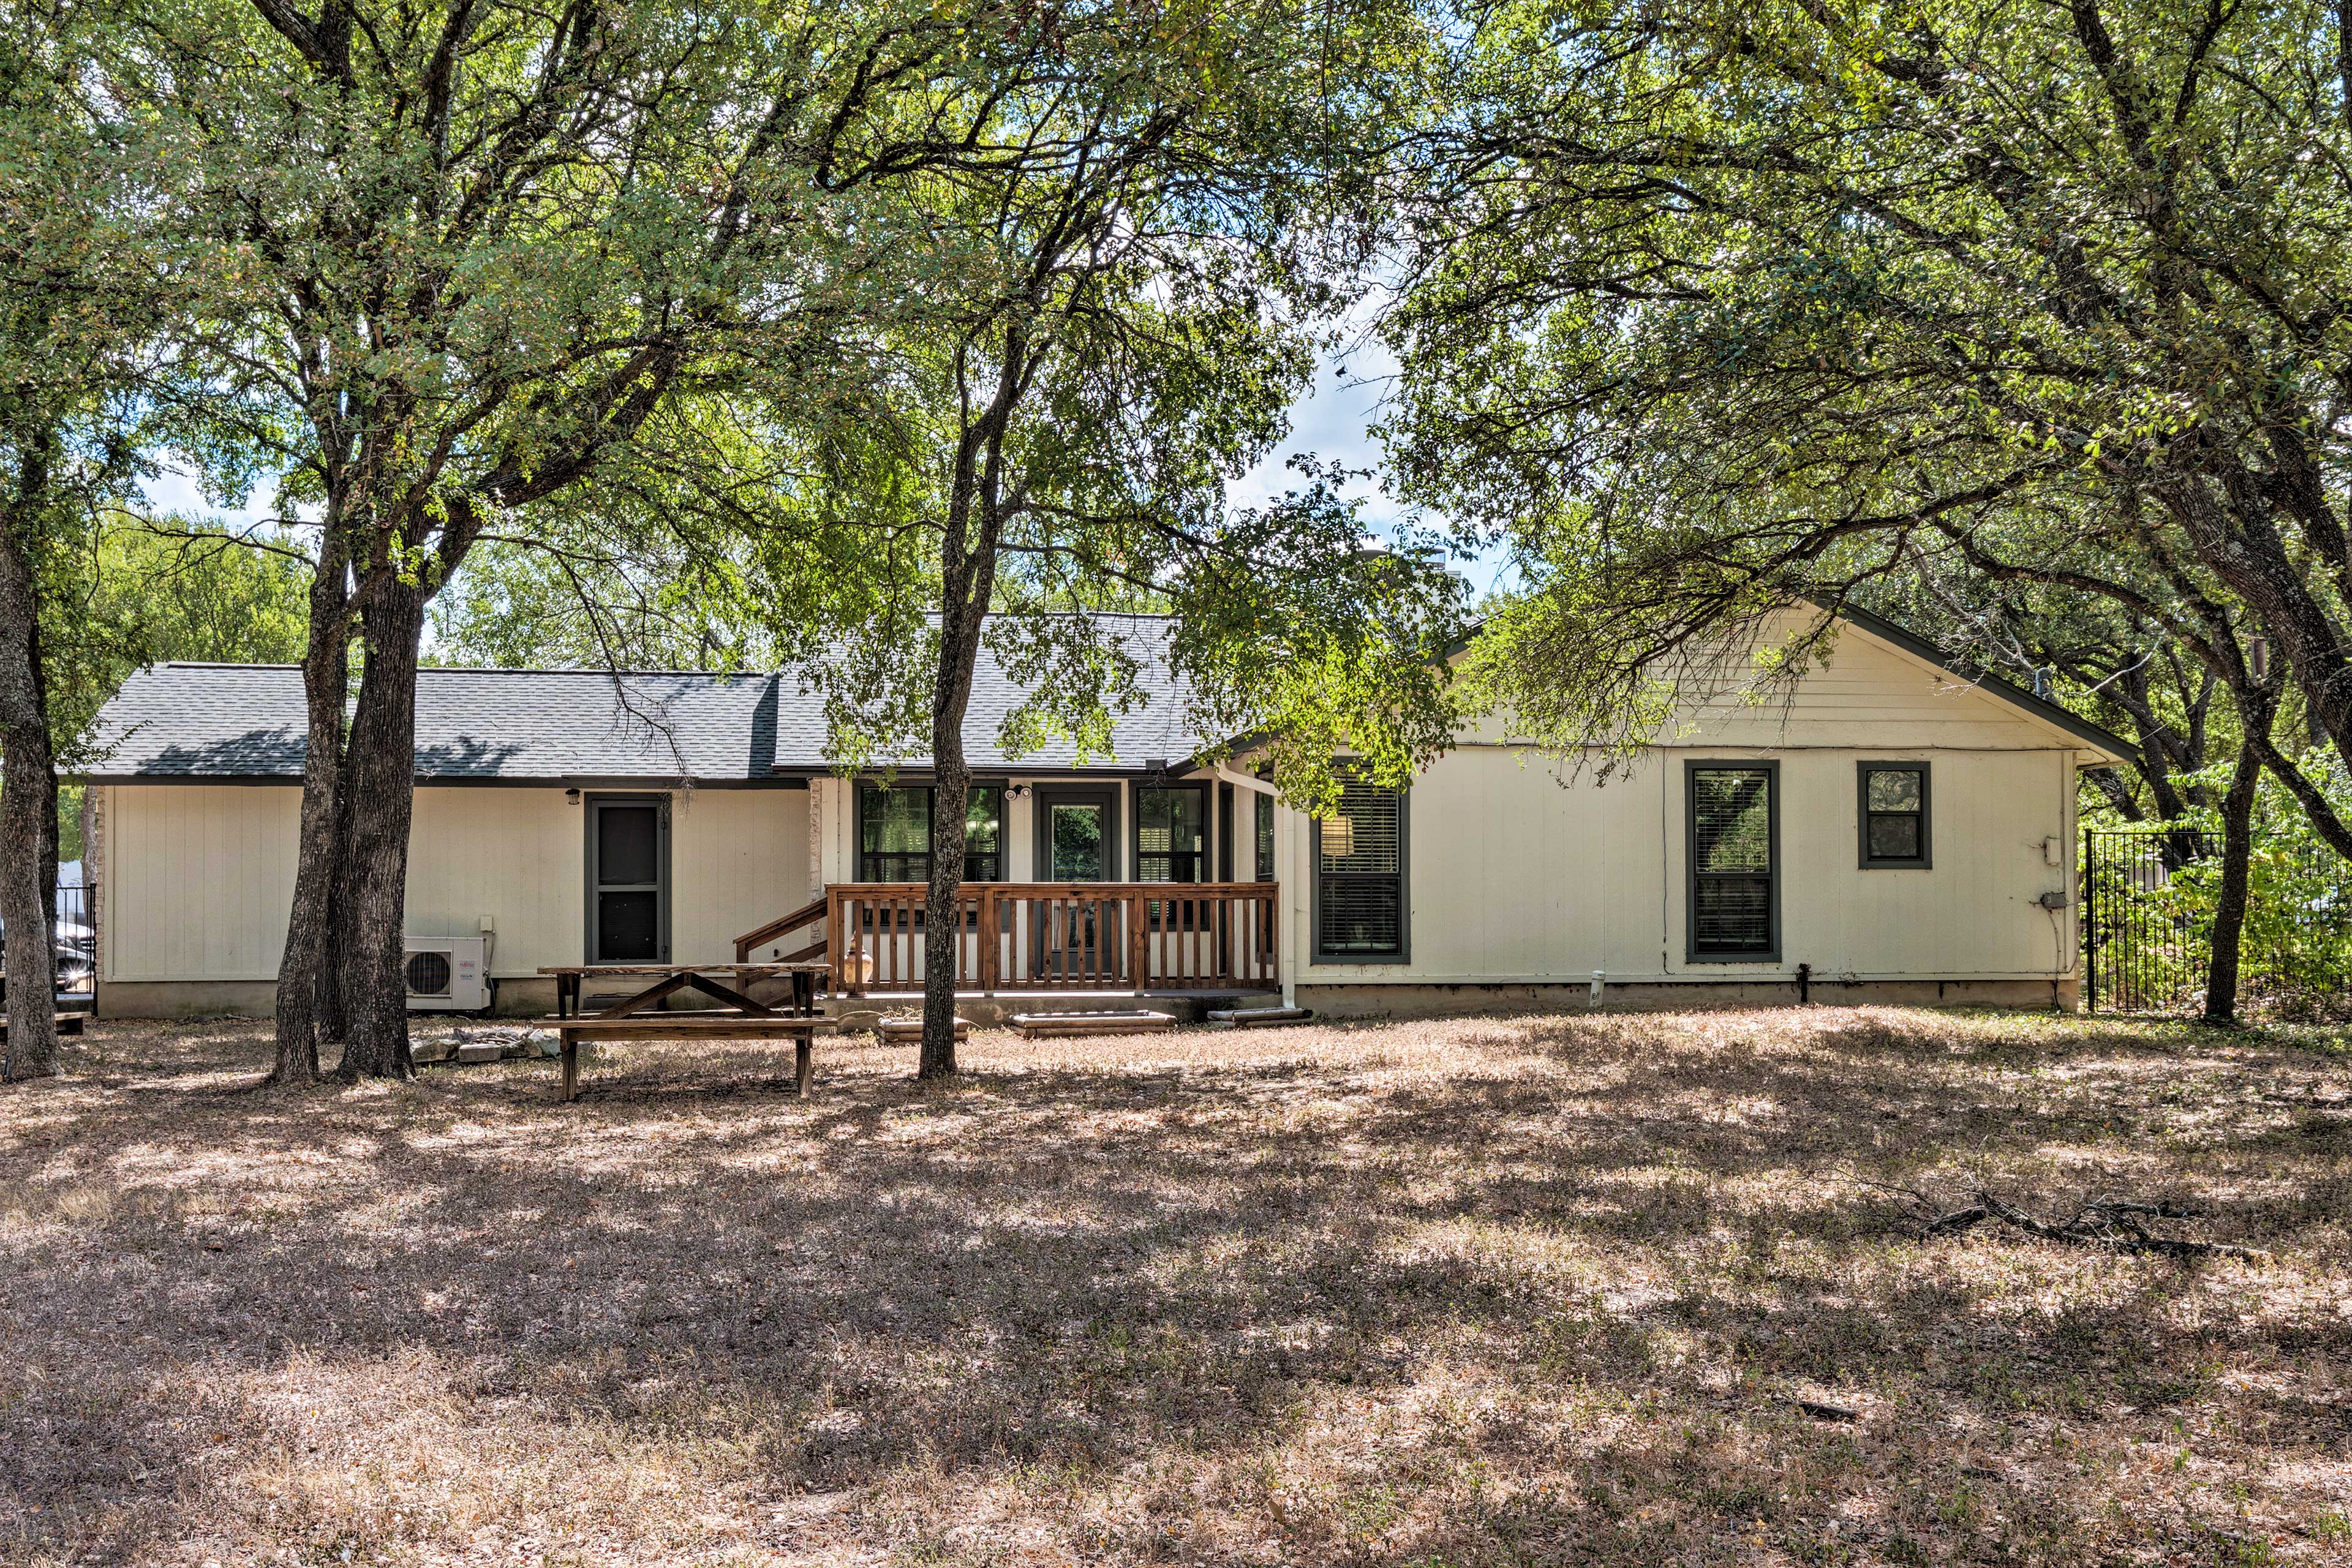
[535,962,834,1102]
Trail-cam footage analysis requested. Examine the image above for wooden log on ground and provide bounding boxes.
[876,1016,970,1046]
[1204,1006,1313,1028]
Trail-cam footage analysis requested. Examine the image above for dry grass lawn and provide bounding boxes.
[2,1008,2348,1567]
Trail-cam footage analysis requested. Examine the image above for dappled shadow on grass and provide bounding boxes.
[2,1007,2347,1564]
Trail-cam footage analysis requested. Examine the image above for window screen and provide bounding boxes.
[858,785,1003,881]
[1135,786,1206,882]
[1859,763,1930,867]
[1314,779,1406,960]
[1689,765,1776,959]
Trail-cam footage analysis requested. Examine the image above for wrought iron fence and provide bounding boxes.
[0,883,96,1014]
[2082,827,2352,1014]
[56,883,94,1012]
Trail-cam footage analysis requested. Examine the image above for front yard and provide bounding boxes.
[2,1009,2347,1566]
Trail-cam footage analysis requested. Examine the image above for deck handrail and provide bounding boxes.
[733,894,831,963]
[824,881,1279,995]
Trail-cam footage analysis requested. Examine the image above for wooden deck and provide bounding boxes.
[816,882,1279,997]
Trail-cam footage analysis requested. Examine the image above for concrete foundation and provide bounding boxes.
[97,981,276,1019]
[100,975,2077,1023]
[100,974,565,1020]
[1296,977,2079,1019]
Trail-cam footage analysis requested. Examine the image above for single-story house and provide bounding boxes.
[80,606,2129,1019]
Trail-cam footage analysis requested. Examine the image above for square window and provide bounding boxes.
[1859,764,1931,869]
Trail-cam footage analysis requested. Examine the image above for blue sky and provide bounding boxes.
[143,335,1517,603]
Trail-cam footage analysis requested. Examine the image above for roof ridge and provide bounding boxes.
[415,666,773,678]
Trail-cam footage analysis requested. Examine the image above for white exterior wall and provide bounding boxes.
[1286,621,2099,989]
[1291,744,2076,987]
[100,782,809,983]
[99,783,301,982]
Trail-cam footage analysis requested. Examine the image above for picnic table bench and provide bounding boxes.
[536,962,834,1102]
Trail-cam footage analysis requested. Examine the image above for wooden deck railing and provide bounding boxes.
[824,881,1280,995]
[733,894,831,964]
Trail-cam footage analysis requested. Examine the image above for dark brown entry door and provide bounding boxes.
[588,794,669,962]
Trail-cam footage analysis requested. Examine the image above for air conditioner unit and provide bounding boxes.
[403,935,491,1011]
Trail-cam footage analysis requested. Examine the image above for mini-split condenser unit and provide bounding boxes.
[403,934,491,1011]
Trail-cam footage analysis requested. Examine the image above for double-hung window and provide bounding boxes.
[1313,777,1408,962]
[1136,783,1208,932]
[857,783,1005,883]
[1134,785,1207,882]
[1858,763,1931,868]
[1687,763,1777,961]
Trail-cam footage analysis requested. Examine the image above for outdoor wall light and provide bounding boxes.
[565,787,581,804]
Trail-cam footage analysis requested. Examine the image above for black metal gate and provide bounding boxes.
[2082,826,2351,1014]
[2081,828,2209,1013]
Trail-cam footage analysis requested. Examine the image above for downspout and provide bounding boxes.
[1211,765,1294,1008]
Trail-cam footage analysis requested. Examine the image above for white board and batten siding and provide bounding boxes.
[99,783,301,983]
[1289,620,2098,989]
[97,783,809,984]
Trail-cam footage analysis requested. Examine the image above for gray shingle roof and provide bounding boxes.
[86,622,1207,782]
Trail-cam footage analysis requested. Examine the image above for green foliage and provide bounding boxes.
[1385,0,2352,797]
[2151,767,2352,1014]
[46,517,309,742]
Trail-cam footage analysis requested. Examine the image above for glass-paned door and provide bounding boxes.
[1051,802,1106,880]
[589,796,668,962]
[1033,786,1119,978]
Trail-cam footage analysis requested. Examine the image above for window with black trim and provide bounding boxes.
[1687,764,1776,960]
[1858,763,1930,868]
[857,784,1003,882]
[1314,778,1407,961]
[1254,793,1274,880]
[1217,783,1235,881]
[1134,785,1207,883]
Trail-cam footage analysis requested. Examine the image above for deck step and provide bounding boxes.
[876,1015,971,1046]
[1011,1009,1177,1041]
[1205,1006,1314,1028]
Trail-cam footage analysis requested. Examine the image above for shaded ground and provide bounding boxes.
[2,1008,2348,1566]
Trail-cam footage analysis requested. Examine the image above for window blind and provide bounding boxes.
[1689,766,1776,957]
[858,785,1003,881]
[1316,780,1406,959]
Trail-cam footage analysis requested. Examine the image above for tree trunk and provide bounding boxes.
[921,602,991,1079]
[334,578,427,1080]
[273,535,350,1083]
[315,786,351,1048]
[919,340,1022,1079]
[0,508,59,1081]
[2200,739,2264,1027]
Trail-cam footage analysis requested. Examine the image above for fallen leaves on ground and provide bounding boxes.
[2,1008,2347,1565]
